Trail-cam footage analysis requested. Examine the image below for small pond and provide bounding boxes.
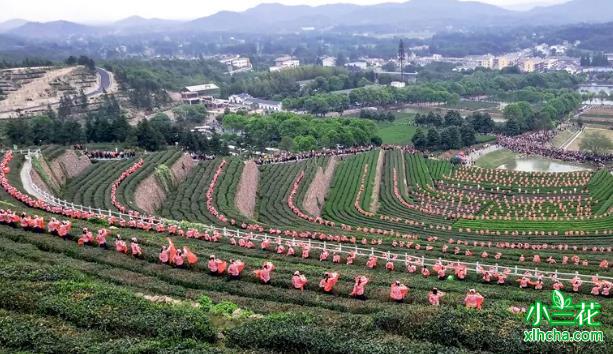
[497,157,591,172]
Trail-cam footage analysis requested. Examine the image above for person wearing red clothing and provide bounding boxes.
[421,266,430,278]
[174,249,185,268]
[130,238,143,258]
[208,255,219,275]
[366,256,377,269]
[115,235,128,254]
[350,275,369,300]
[183,247,198,266]
[390,281,409,303]
[96,229,108,249]
[464,289,484,310]
[319,272,339,294]
[292,271,308,291]
[385,260,394,271]
[255,262,274,284]
[228,259,244,280]
[517,277,530,289]
[78,228,93,246]
[428,288,445,306]
[319,249,329,261]
[159,246,169,264]
[571,276,582,292]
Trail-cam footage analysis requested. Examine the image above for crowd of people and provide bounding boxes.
[0,148,610,316]
[498,131,612,167]
[189,152,216,161]
[73,145,137,160]
[255,145,375,165]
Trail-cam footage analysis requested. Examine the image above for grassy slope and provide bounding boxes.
[475,149,518,169]
[376,113,417,145]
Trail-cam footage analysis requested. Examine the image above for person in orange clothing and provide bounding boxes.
[350,275,369,300]
[130,238,143,258]
[173,249,185,268]
[47,218,60,235]
[319,249,329,261]
[571,276,582,292]
[57,221,70,238]
[215,257,227,275]
[428,288,445,306]
[167,238,177,265]
[385,260,394,271]
[421,266,430,278]
[390,281,409,303]
[301,245,310,259]
[366,255,377,269]
[115,235,128,254]
[464,289,484,310]
[227,259,245,280]
[260,238,271,250]
[552,280,564,290]
[183,247,198,267]
[77,228,93,246]
[255,262,274,284]
[319,272,339,294]
[159,246,169,264]
[96,229,108,249]
[517,276,530,289]
[292,271,308,291]
[208,255,219,275]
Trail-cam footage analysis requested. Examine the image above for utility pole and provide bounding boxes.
[398,39,405,82]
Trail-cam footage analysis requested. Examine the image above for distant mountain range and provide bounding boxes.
[2,0,613,39]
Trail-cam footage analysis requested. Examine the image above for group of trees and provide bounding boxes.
[0,57,54,69]
[283,93,349,116]
[412,125,477,151]
[412,110,489,150]
[221,112,380,151]
[283,84,458,115]
[105,61,186,110]
[579,53,610,67]
[3,94,225,155]
[502,93,581,135]
[65,55,96,71]
[223,66,375,100]
[358,109,396,122]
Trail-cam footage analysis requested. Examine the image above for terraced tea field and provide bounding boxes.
[0,146,611,353]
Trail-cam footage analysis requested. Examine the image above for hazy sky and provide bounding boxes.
[0,0,569,23]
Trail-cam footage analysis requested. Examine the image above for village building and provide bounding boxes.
[228,93,283,112]
[180,83,220,104]
[269,56,300,72]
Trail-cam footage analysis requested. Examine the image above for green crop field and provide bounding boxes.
[376,113,418,145]
[0,146,611,353]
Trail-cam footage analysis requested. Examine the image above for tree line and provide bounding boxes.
[283,84,458,115]
[502,93,581,135]
[3,94,225,155]
[411,111,491,151]
[221,112,380,152]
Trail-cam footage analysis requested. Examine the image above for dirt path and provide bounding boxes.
[303,157,337,216]
[561,129,583,150]
[0,67,77,112]
[235,160,259,218]
[369,149,385,213]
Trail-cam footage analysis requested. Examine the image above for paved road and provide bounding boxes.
[20,155,46,200]
[89,67,112,96]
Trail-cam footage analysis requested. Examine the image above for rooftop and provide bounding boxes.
[182,83,219,92]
